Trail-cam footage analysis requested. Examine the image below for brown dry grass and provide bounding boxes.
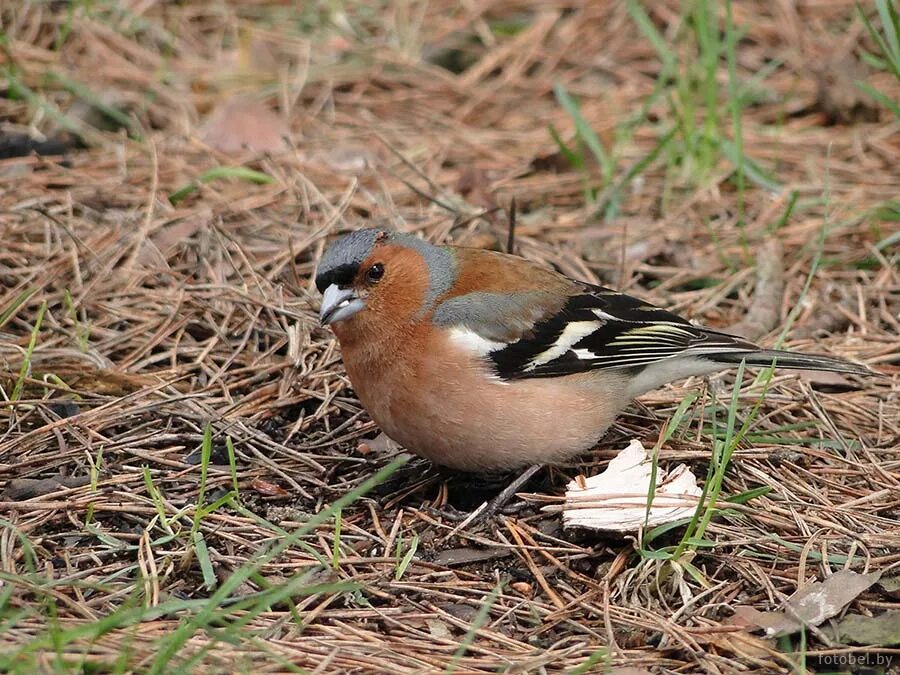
[0,1,898,673]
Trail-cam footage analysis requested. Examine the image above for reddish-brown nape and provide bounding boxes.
[442,246,577,298]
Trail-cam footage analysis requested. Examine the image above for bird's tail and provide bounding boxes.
[710,349,873,377]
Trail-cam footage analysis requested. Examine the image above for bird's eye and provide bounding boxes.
[366,263,385,283]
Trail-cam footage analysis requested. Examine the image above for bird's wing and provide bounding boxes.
[436,282,759,380]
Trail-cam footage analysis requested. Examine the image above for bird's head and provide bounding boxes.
[315,229,456,334]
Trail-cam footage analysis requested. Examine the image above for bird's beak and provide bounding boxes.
[320,284,365,326]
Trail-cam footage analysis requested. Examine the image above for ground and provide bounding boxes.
[0,1,899,673]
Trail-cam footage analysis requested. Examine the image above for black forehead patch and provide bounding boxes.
[315,263,358,293]
[315,229,382,291]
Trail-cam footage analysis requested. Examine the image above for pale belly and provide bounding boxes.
[347,351,629,471]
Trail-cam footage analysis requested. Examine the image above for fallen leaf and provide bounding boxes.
[561,439,701,533]
[431,546,512,567]
[510,581,533,596]
[150,215,208,256]
[359,432,399,455]
[1,475,90,501]
[312,144,373,173]
[732,570,881,637]
[878,576,900,599]
[694,624,784,663]
[530,149,571,173]
[836,610,900,646]
[426,618,453,640]
[440,603,477,622]
[785,571,882,629]
[454,166,497,210]
[811,54,879,125]
[711,631,781,662]
[47,400,81,419]
[184,444,232,466]
[135,215,210,269]
[250,478,290,498]
[730,606,799,637]
[202,98,290,155]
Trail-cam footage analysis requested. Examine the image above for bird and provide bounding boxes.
[315,228,873,472]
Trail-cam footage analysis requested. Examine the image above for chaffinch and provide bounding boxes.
[315,228,872,472]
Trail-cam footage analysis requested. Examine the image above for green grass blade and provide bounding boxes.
[169,167,274,204]
[0,288,37,330]
[4,68,102,145]
[875,0,900,69]
[332,508,342,570]
[553,83,613,181]
[11,301,47,403]
[192,531,216,591]
[859,1,900,78]
[444,581,503,674]
[854,80,900,119]
[48,71,142,139]
[395,533,419,581]
[725,0,746,237]
[719,140,780,191]
[548,123,584,171]
[875,229,900,251]
[726,485,772,504]
[626,0,676,72]
[190,425,214,538]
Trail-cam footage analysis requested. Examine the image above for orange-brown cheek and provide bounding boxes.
[329,304,399,352]
[358,247,433,325]
[330,244,438,381]
[330,319,352,343]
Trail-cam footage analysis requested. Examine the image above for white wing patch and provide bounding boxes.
[526,321,601,370]
[447,327,507,356]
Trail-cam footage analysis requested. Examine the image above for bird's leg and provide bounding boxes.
[426,464,545,527]
[473,463,543,522]
[436,464,544,532]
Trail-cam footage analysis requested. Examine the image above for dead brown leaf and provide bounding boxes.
[202,98,290,155]
[250,478,290,498]
[836,610,900,646]
[811,54,879,125]
[732,570,882,637]
[431,547,512,567]
[1,475,90,501]
[360,432,399,456]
